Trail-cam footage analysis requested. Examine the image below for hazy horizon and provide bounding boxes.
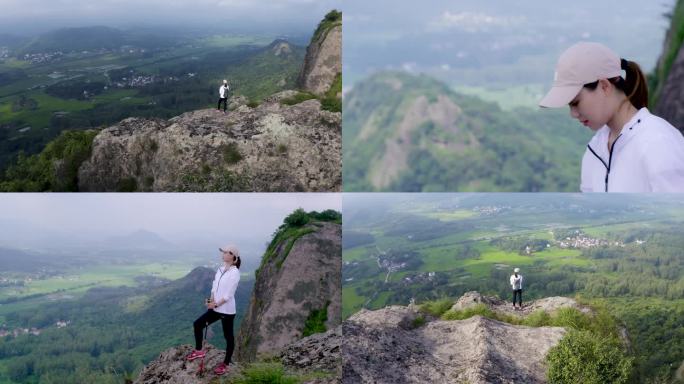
[0,193,341,260]
[0,0,341,35]
[344,0,676,89]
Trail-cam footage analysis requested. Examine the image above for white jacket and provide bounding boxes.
[211,265,240,315]
[581,108,684,192]
[510,274,523,290]
[219,84,229,98]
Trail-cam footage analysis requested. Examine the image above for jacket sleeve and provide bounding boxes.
[211,269,218,297]
[580,148,595,192]
[219,269,240,304]
[643,133,684,192]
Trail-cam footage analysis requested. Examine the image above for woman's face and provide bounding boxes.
[222,250,235,264]
[568,79,616,131]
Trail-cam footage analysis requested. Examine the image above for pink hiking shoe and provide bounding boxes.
[186,349,206,361]
[214,362,229,375]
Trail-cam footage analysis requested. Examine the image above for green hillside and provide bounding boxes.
[343,71,592,192]
[651,0,684,107]
[342,193,684,382]
[0,267,254,384]
[0,39,305,191]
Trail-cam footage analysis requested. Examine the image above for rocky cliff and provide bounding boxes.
[297,10,341,96]
[75,11,342,192]
[77,93,340,191]
[653,0,684,132]
[133,213,342,384]
[341,292,596,384]
[236,219,341,363]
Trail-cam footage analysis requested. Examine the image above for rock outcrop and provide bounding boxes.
[655,40,684,132]
[281,326,342,384]
[133,344,240,384]
[298,11,341,96]
[341,292,593,384]
[236,221,341,362]
[77,93,340,192]
[654,0,684,133]
[452,291,592,317]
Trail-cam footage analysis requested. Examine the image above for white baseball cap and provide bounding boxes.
[219,245,240,257]
[539,42,622,108]
[514,268,520,273]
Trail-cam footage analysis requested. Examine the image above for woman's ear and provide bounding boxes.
[599,78,613,95]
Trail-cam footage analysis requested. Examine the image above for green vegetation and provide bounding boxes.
[0,29,307,179]
[417,296,633,383]
[302,302,329,337]
[281,73,341,113]
[177,169,251,192]
[651,0,684,107]
[310,10,341,45]
[221,142,243,165]
[547,330,632,384]
[117,177,138,192]
[257,209,341,275]
[0,129,98,191]
[418,298,453,317]
[281,92,317,106]
[343,194,684,382]
[234,362,299,384]
[0,268,254,384]
[343,71,591,192]
[321,73,342,113]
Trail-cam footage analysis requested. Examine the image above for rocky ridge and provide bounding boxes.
[341,292,593,384]
[78,93,340,191]
[236,220,342,362]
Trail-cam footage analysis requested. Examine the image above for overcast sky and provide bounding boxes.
[0,193,341,250]
[343,0,677,86]
[0,0,341,35]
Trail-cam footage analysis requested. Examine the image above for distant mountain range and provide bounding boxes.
[343,71,591,192]
[14,26,178,54]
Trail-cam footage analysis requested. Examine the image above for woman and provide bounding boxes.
[217,79,229,114]
[186,245,241,375]
[539,42,684,192]
[510,267,523,310]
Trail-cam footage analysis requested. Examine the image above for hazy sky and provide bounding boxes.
[0,193,341,249]
[343,0,677,86]
[0,0,341,35]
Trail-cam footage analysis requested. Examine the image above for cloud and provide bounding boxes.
[0,0,339,33]
[428,11,526,32]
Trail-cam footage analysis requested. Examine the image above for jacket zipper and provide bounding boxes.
[587,133,622,192]
[215,267,230,304]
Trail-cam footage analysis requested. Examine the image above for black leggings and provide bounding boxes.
[217,97,227,111]
[512,289,522,306]
[193,309,236,364]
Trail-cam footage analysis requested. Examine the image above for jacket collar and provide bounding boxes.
[587,107,650,157]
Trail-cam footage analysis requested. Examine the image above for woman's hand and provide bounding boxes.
[206,300,217,309]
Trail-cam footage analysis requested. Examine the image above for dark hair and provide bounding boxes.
[234,255,241,269]
[583,59,648,109]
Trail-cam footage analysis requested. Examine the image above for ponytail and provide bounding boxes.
[617,59,648,109]
[234,255,241,269]
[582,59,649,109]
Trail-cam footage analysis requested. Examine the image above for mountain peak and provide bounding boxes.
[297,11,341,96]
[77,93,341,192]
[341,292,592,383]
[133,344,240,384]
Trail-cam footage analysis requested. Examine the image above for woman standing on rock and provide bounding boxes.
[539,42,684,192]
[510,268,523,310]
[217,79,230,114]
[187,245,241,375]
